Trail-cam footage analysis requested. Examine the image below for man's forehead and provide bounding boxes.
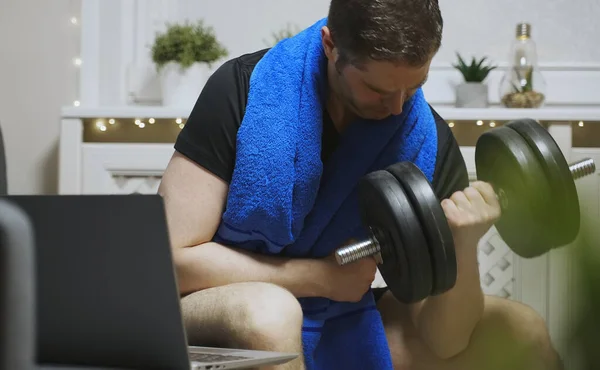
[357,61,430,91]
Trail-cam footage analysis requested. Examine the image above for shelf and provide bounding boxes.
[61,105,192,119]
[61,105,600,122]
[432,106,600,122]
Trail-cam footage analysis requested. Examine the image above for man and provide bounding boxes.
[158,1,563,369]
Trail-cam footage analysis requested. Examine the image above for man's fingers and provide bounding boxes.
[441,198,461,220]
[471,181,500,208]
[449,190,471,210]
[463,186,487,209]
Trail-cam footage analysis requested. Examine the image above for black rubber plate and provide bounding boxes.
[475,126,553,258]
[506,119,580,247]
[358,170,432,303]
[386,162,457,296]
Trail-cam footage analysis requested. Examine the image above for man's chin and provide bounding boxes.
[363,111,391,121]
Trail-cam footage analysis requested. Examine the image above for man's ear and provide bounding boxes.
[321,26,336,60]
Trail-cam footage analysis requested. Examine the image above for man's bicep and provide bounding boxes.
[158,152,229,249]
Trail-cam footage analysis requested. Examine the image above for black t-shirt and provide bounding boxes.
[175,48,469,205]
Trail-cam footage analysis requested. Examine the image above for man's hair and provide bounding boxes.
[327,0,443,69]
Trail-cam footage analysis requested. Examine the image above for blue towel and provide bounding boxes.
[214,17,438,370]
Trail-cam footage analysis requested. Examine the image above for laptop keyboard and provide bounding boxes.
[189,352,252,363]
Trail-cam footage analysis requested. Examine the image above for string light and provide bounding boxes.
[69,0,81,108]
[489,121,496,128]
[579,121,584,127]
[448,122,455,128]
[476,120,484,126]
[95,120,107,132]
[91,117,187,133]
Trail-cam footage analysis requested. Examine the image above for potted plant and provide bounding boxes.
[453,53,497,108]
[151,20,228,108]
[500,66,546,108]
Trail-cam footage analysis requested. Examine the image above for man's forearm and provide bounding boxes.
[409,241,485,359]
[173,242,329,298]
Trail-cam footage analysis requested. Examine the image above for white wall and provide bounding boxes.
[0,0,80,194]
[88,0,600,108]
[437,0,600,64]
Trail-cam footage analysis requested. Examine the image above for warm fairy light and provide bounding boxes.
[476,120,484,126]
[149,118,155,124]
[175,118,183,124]
[139,122,146,128]
[95,120,107,132]
[489,121,496,128]
[73,100,80,107]
[135,119,142,126]
[108,119,115,125]
[73,58,82,66]
[71,17,78,25]
[579,121,584,127]
[448,122,455,128]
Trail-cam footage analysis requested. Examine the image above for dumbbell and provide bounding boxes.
[334,118,596,304]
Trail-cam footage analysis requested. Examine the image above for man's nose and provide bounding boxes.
[386,94,405,116]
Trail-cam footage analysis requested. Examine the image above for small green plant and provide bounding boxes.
[264,23,301,47]
[511,66,534,93]
[151,20,228,70]
[453,53,497,82]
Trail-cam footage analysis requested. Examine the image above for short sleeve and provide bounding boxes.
[431,110,470,201]
[174,59,249,183]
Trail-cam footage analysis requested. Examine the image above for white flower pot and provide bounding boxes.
[159,62,211,109]
[455,82,489,108]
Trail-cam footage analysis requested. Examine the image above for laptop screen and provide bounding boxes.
[4,195,191,370]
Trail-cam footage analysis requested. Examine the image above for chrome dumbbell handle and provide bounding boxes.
[569,158,596,180]
[335,232,382,266]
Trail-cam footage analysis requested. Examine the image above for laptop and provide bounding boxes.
[2,194,298,370]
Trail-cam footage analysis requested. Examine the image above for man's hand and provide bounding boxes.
[441,181,502,250]
[319,245,378,303]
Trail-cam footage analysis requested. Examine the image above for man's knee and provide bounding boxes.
[478,296,562,370]
[232,282,304,348]
[181,282,303,350]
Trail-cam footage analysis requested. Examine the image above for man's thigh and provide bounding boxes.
[180,282,303,350]
[377,291,562,370]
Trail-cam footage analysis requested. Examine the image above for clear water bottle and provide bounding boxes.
[499,23,546,108]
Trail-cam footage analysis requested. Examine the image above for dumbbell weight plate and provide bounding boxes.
[386,162,457,296]
[506,119,580,247]
[475,126,553,258]
[358,170,433,303]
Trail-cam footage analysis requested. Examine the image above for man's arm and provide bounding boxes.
[408,230,485,359]
[158,152,330,298]
[406,116,488,359]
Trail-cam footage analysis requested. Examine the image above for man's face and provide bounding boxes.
[334,59,431,120]
[322,27,432,121]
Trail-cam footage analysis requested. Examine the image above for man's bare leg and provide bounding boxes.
[180,282,305,370]
[378,292,564,370]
